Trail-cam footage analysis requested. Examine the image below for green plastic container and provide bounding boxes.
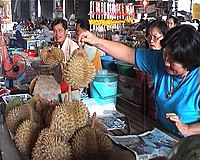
[117,60,137,78]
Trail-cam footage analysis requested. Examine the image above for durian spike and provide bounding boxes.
[91,112,96,129]
[68,86,72,103]
[49,107,58,131]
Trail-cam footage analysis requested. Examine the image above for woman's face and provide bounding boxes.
[166,18,176,29]
[53,23,68,45]
[163,49,188,77]
[146,27,163,50]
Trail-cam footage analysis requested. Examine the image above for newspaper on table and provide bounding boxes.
[97,117,126,130]
[109,128,179,160]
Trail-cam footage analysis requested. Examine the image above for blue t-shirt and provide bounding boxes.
[135,48,200,136]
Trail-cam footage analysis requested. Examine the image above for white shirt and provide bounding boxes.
[83,43,97,62]
[61,37,79,62]
[83,43,106,61]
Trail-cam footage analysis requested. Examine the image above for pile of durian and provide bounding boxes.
[5,47,113,160]
[5,95,113,160]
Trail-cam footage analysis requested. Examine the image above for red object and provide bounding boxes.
[60,81,69,93]
[71,87,79,91]
[24,49,37,57]
[3,54,26,79]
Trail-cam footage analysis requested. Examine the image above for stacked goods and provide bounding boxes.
[15,119,41,156]
[71,113,113,160]
[52,101,89,140]
[32,128,72,160]
[6,103,41,134]
[39,47,64,65]
[4,47,114,160]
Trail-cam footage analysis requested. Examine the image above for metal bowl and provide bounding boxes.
[31,60,60,73]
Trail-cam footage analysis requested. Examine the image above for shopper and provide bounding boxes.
[78,25,200,137]
[51,18,78,61]
[76,19,102,72]
[40,20,51,43]
[25,18,34,31]
[145,20,168,50]
[15,30,26,49]
[142,20,168,120]
[166,16,178,30]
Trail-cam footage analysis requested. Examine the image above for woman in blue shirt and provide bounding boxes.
[78,25,200,137]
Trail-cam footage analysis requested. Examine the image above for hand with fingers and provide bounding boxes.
[78,30,100,47]
[166,113,189,135]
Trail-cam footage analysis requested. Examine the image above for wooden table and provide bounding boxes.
[107,97,181,160]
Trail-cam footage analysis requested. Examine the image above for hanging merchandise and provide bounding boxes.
[89,1,135,34]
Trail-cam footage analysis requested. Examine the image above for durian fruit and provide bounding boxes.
[5,96,24,115]
[40,47,64,65]
[67,100,90,130]
[52,100,89,140]
[6,103,41,134]
[52,104,76,141]
[63,48,96,88]
[31,128,72,160]
[14,119,41,156]
[70,113,113,160]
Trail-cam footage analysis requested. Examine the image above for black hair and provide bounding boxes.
[161,24,200,70]
[145,20,168,48]
[76,19,90,30]
[40,20,46,25]
[167,15,178,25]
[146,19,168,37]
[51,18,68,30]
[15,30,23,41]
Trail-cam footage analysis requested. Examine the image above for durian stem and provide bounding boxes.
[49,107,58,131]
[91,112,96,129]
[68,86,72,103]
[28,107,33,121]
[60,62,64,81]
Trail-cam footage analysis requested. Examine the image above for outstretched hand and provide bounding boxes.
[166,113,189,135]
[78,30,100,47]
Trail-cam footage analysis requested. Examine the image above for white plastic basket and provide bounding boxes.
[2,94,31,105]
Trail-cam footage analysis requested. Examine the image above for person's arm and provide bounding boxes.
[0,35,8,62]
[78,31,136,65]
[166,113,200,136]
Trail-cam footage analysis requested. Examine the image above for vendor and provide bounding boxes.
[51,18,78,61]
[78,25,200,137]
